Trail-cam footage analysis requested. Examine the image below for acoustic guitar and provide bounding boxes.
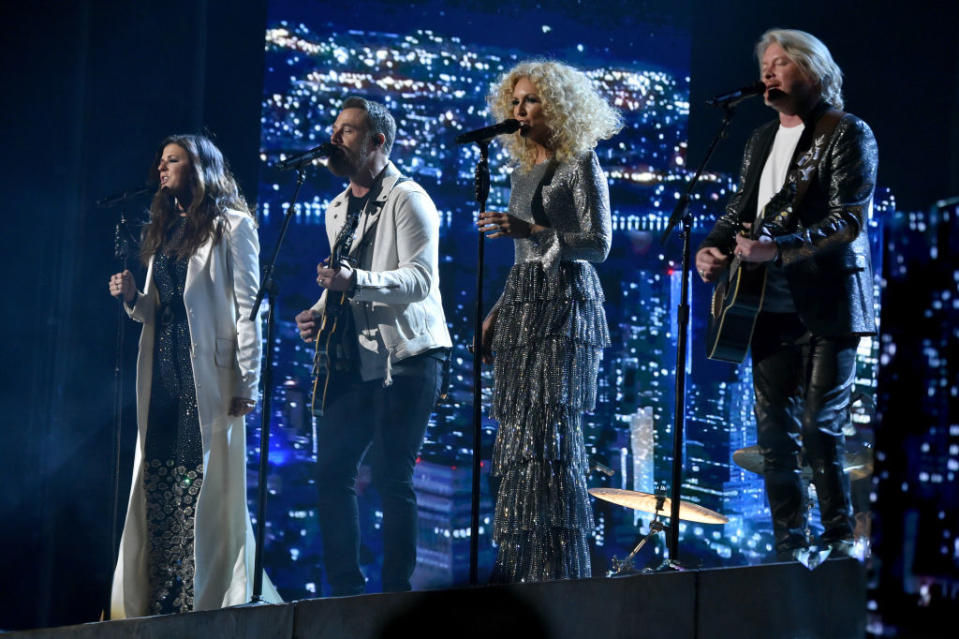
[311,212,362,417]
[704,193,787,363]
[705,233,767,364]
[309,171,409,416]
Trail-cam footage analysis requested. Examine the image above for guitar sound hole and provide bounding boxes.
[711,286,724,318]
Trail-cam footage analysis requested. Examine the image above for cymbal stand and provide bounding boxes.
[607,492,668,577]
[608,518,667,577]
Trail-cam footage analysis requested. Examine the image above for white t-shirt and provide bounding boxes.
[757,123,805,220]
[757,123,804,313]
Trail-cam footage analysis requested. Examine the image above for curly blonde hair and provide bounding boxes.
[489,60,623,170]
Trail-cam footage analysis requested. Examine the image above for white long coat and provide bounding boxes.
[111,210,280,618]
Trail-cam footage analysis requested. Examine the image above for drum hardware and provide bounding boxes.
[732,441,874,481]
[589,487,729,576]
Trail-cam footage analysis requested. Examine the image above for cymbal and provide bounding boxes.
[731,446,769,476]
[732,443,873,481]
[844,441,875,481]
[589,487,729,524]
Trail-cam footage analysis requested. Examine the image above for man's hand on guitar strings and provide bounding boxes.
[295,309,321,342]
[695,246,730,283]
[316,262,356,292]
[734,229,778,264]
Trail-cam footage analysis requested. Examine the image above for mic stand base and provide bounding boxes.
[643,557,693,573]
[231,598,272,608]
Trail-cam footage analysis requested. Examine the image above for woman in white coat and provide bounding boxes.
[108,134,279,617]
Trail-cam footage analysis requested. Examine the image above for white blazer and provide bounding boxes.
[312,163,452,384]
[111,210,280,618]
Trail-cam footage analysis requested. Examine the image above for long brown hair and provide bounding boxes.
[140,134,252,264]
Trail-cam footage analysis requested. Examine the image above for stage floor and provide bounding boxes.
[8,558,865,639]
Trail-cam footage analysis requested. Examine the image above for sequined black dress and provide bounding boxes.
[143,217,203,614]
[489,152,611,583]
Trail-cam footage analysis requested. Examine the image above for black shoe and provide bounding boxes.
[777,546,832,570]
[827,538,868,561]
[775,547,807,562]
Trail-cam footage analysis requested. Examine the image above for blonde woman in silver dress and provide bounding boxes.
[477,60,622,582]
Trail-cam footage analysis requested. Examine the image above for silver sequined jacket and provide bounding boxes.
[510,151,612,270]
[700,101,879,337]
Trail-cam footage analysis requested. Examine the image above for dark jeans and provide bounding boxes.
[314,354,442,596]
[751,312,858,555]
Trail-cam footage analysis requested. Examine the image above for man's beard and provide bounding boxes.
[327,152,354,177]
[327,145,369,178]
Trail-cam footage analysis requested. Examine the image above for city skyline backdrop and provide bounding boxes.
[246,0,895,600]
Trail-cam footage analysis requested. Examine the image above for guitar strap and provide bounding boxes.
[761,107,844,232]
[322,168,412,362]
[331,165,391,267]
[347,171,412,266]
[317,168,395,379]
[330,198,365,268]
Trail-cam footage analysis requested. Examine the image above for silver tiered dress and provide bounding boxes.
[490,150,611,582]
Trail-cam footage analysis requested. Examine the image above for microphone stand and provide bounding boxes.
[659,103,738,564]
[248,165,308,602]
[103,196,141,620]
[468,140,491,585]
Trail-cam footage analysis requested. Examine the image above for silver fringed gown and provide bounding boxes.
[489,151,611,583]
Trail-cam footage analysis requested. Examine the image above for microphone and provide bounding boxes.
[274,142,339,170]
[706,81,766,107]
[455,119,521,144]
[96,185,154,208]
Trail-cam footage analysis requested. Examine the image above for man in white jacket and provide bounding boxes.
[295,96,451,596]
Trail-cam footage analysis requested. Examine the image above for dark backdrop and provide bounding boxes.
[0,0,955,630]
[0,0,268,628]
[687,1,959,210]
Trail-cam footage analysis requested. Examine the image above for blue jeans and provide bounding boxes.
[314,353,442,595]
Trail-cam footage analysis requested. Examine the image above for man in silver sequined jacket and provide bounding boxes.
[696,29,878,561]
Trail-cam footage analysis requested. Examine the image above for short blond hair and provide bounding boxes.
[756,29,844,109]
[488,60,623,170]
